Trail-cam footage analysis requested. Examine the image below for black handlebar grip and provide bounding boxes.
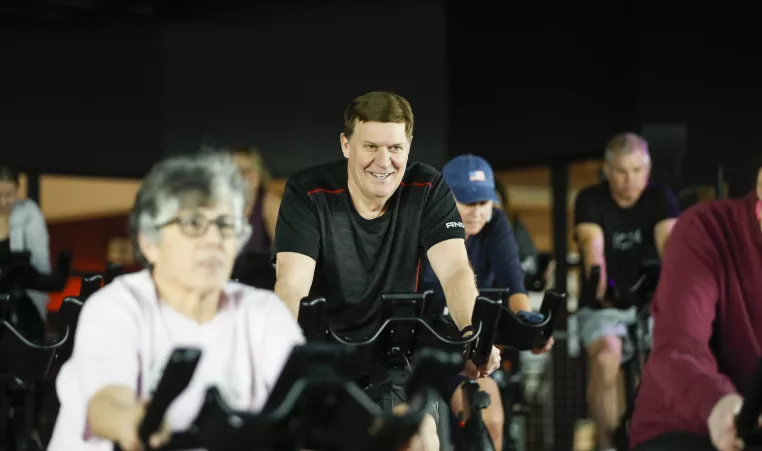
[138,349,201,443]
[80,275,103,300]
[471,295,503,367]
[298,297,326,340]
[736,357,762,439]
[113,348,202,451]
[57,251,73,278]
[539,291,565,344]
[104,263,123,285]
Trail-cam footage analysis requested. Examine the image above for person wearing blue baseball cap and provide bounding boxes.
[421,154,554,353]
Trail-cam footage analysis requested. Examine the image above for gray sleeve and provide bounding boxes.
[14,200,52,274]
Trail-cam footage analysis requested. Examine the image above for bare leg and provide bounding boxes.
[449,378,505,451]
[393,405,439,451]
[587,335,623,450]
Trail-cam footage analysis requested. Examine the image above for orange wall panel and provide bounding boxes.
[47,214,135,311]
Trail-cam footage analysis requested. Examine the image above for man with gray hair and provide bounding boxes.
[573,132,680,451]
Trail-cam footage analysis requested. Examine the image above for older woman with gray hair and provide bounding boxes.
[47,152,304,451]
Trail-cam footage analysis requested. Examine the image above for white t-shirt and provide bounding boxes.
[48,270,304,451]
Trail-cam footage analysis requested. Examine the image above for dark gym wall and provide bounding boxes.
[0,25,164,178]
[161,2,450,177]
[447,5,640,167]
[636,32,762,196]
[2,2,448,179]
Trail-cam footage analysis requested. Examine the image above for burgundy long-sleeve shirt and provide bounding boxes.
[630,191,762,447]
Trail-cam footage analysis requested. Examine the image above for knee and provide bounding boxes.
[394,406,439,451]
[408,413,439,451]
[450,379,504,449]
[589,336,622,384]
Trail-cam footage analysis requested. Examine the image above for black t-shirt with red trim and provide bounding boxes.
[274,159,465,335]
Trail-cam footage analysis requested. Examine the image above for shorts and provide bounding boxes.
[363,371,469,450]
[388,383,442,424]
[576,306,653,363]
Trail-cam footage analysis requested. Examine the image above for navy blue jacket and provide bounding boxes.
[421,208,527,301]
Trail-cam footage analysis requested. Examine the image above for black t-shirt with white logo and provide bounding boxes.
[574,182,680,307]
[274,159,466,335]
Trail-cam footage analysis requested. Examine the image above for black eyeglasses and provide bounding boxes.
[158,214,247,239]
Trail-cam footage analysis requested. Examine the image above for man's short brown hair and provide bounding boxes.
[343,91,414,140]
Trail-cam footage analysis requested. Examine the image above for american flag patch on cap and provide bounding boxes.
[469,170,486,182]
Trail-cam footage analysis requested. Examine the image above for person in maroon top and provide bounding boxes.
[630,181,762,450]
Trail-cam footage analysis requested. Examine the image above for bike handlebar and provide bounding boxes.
[583,264,660,309]
[300,292,492,370]
[300,288,565,370]
[0,250,72,293]
[125,345,462,451]
[327,317,481,348]
[80,274,103,300]
[114,348,202,451]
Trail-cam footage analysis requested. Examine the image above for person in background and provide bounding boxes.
[0,165,51,340]
[629,167,762,450]
[573,133,679,451]
[223,147,281,287]
[420,154,554,350]
[229,146,281,251]
[47,152,304,451]
[493,177,539,276]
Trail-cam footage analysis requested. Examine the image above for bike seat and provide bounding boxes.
[0,320,69,379]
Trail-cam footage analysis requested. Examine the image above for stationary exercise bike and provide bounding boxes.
[0,251,73,451]
[298,289,564,451]
[115,344,462,451]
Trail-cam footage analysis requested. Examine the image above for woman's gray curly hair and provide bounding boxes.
[129,151,252,266]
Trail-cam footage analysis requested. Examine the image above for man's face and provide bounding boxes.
[456,199,493,236]
[341,121,410,202]
[604,150,651,204]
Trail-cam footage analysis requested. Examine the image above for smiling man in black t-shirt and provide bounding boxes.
[573,132,680,451]
[273,91,504,450]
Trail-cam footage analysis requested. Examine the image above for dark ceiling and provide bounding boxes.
[0,0,227,27]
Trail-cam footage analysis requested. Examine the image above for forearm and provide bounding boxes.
[87,386,139,442]
[581,240,607,299]
[442,268,478,330]
[274,280,307,318]
[508,292,531,313]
